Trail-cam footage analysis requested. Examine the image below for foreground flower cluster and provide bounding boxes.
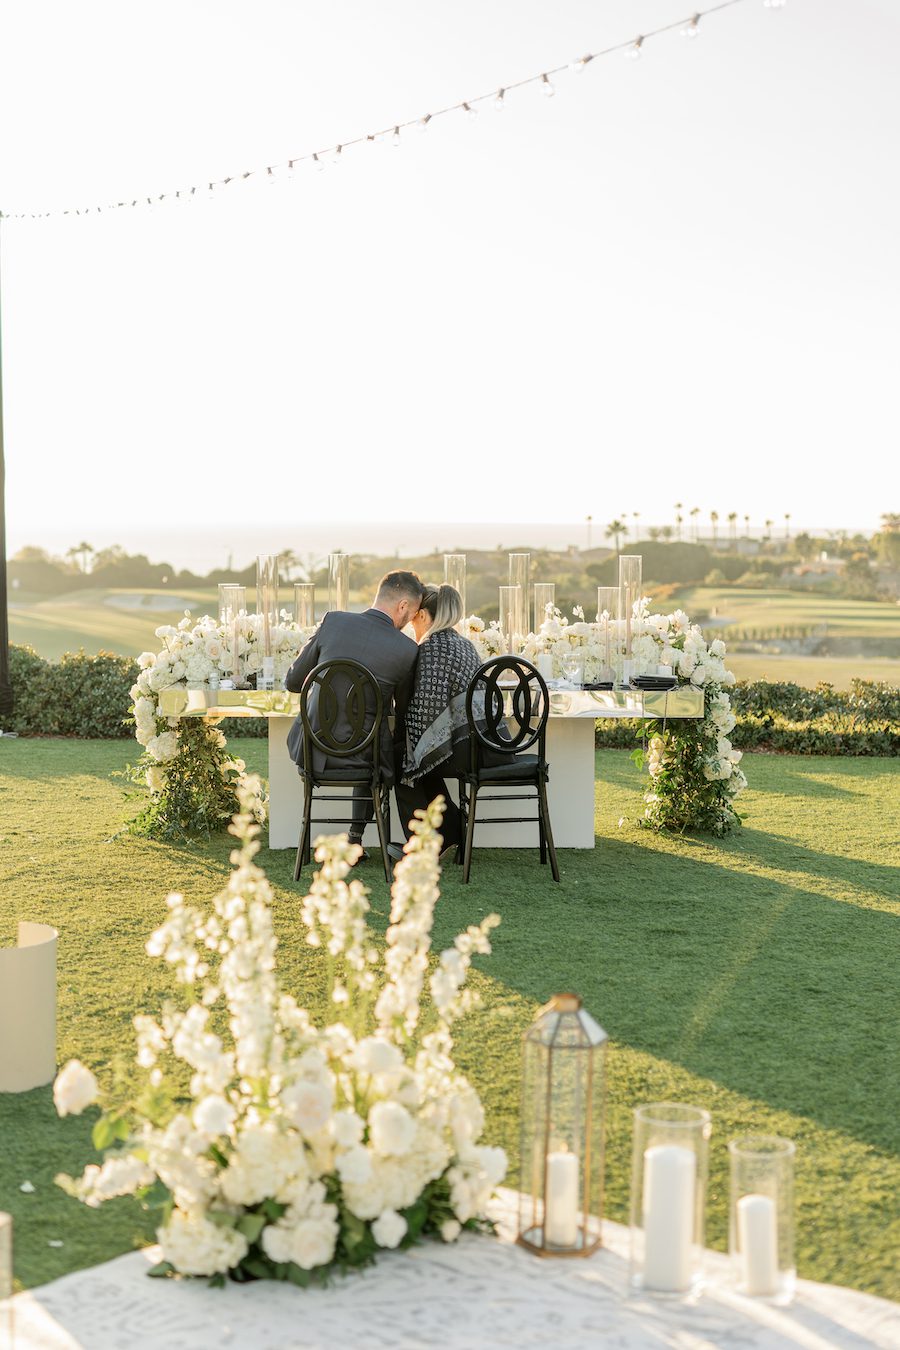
[55,792,505,1284]
[466,603,746,835]
[128,611,314,837]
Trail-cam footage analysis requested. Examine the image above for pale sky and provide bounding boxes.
[1,0,898,561]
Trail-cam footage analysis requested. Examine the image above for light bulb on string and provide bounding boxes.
[541,73,555,98]
[416,114,431,133]
[463,101,478,121]
[625,37,644,61]
[391,126,401,147]
[569,55,593,74]
[313,153,326,172]
[681,14,701,38]
[333,144,343,165]
[493,89,505,112]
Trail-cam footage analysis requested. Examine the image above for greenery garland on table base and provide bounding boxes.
[126,611,312,840]
[54,793,506,1285]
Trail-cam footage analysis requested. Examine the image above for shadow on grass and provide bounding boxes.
[727,828,900,906]
[427,841,899,1158]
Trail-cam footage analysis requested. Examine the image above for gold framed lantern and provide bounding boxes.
[518,993,608,1257]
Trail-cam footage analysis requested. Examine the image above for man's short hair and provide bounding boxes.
[375,570,425,607]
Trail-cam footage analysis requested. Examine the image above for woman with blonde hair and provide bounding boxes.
[392,583,480,859]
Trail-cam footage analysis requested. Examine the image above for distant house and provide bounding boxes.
[784,556,846,588]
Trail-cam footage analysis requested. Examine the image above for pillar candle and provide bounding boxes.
[545,1151,579,1246]
[536,654,554,682]
[642,1144,695,1291]
[737,1193,779,1296]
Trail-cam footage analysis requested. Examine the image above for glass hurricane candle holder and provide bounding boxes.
[617,555,642,663]
[328,553,350,612]
[218,584,246,687]
[729,1136,795,1304]
[444,554,467,631]
[294,583,315,628]
[499,585,526,654]
[595,586,618,680]
[533,583,555,635]
[630,1103,711,1298]
[256,555,279,661]
[518,994,608,1258]
[509,551,531,597]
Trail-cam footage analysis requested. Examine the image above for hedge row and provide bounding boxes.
[2,646,898,755]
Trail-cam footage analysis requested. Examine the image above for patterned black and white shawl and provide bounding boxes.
[403,629,481,782]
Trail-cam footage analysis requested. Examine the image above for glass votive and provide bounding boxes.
[630,1103,711,1298]
[729,1136,795,1304]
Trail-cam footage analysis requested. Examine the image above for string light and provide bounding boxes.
[0,0,763,220]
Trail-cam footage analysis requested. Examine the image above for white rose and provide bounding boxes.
[440,1218,462,1243]
[372,1208,408,1249]
[477,1145,508,1188]
[158,1208,248,1277]
[282,1079,333,1137]
[332,1109,364,1148]
[335,1145,373,1186]
[53,1060,98,1117]
[369,1101,416,1157]
[193,1096,236,1138]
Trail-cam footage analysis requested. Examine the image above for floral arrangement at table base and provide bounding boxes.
[466,603,746,837]
[127,611,314,841]
[54,791,506,1285]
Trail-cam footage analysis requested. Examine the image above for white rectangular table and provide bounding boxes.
[159,686,704,850]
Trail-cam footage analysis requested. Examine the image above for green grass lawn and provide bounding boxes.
[725,652,900,689]
[674,585,900,637]
[0,739,898,1299]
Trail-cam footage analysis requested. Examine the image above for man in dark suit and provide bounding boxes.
[284,570,425,854]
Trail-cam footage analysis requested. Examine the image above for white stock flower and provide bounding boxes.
[372,1209,407,1249]
[282,1078,334,1137]
[193,1095,236,1138]
[349,1037,403,1076]
[53,1060,98,1117]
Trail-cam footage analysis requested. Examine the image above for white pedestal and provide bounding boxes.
[267,716,596,851]
[0,922,58,1092]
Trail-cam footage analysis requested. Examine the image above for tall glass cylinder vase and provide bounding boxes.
[444,554,467,632]
[630,1103,711,1298]
[729,1137,795,1304]
[256,553,279,655]
[618,555,642,682]
[293,583,315,629]
[218,584,246,687]
[328,553,350,612]
[533,583,555,635]
[509,552,531,605]
[596,586,619,681]
[499,585,526,654]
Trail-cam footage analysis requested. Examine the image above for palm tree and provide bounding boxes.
[632,511,640,543]
[690,507,701,541]
[675,512,684,540]
[710,511,719,547]
[727,511,738,549]
[784,512,791,541]
[585,515,593,551]
[764,518,774,543]
[744,513,751,538]
[674,503,683,540]
[606,519,626,553]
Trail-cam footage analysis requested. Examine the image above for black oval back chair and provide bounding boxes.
[459,655,559,884]
[294,658,391,882]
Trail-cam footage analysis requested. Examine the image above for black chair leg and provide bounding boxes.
[538,789,547,865]
[462,783,478,884]
[372,780,391,881]
[537,778,560,883]
[454,777,467,865]
[294,776,314,881]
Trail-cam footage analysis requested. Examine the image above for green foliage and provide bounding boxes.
[587,540,712,586]
[124,719,247,841]
[4,645,138,737]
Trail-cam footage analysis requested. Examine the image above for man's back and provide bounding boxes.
[284,609,418,774]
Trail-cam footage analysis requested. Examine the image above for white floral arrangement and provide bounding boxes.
[128,611,314,834]
[464,601,746,834]
[55,792,506,1285]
